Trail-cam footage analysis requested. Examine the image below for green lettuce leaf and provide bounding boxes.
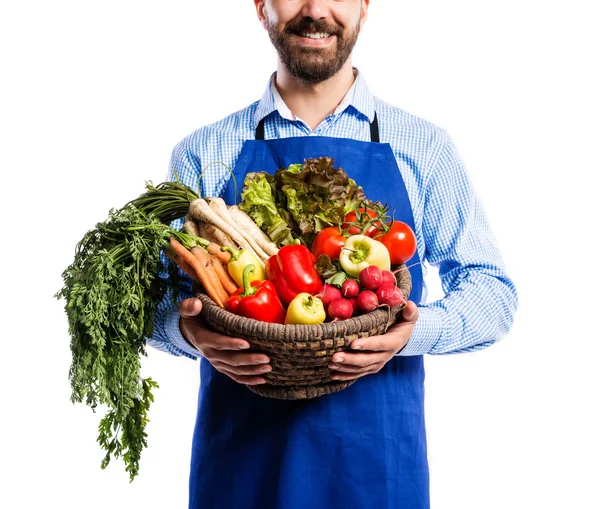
[239,172,295,246]
[239,157,368,249]
[274,157,366,245]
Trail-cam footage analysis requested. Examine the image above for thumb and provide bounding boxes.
[400,300,419,324]
[179,298,203,318]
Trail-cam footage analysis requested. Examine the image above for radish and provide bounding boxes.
[380,270,396,287]
[341,279,359,298]
[357,290,379,312]
[348,297,360,316]
[328,298,354,321]
[376,283,406,307]
[318,284,342,308]
[359,265,383,290]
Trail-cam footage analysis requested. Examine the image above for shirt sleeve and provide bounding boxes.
[146,139,204,360]
[398,133,518,356]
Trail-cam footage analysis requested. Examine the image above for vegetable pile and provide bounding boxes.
[239,157,366,247]
[57,156,418,480]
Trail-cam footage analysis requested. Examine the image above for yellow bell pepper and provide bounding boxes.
[221,246,265,287]
[339,234,391,278]
[284,293,326,325]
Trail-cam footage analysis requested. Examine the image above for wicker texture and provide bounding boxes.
[198,265,412,400]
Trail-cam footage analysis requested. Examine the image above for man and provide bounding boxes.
[149,1,518,507]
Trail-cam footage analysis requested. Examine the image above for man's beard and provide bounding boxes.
[266,16,360,84]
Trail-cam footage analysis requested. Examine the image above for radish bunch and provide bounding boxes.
[318,265,407,321]
[357,266,406,312]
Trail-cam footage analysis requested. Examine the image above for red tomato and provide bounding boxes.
[379,221,417,265]
[311,227,346,260]
[342,208,382,237]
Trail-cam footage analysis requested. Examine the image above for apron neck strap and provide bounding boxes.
[255,112,380,142]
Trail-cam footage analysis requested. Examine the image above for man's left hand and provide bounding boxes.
[328,301,419,381]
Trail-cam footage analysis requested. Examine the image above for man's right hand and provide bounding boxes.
[178,298,271,385]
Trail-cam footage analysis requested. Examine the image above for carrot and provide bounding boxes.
[164,250,198,282]
[168,238,226,307]
[207,242,231,264]
[208,254,238,295]
[190,246,229,306]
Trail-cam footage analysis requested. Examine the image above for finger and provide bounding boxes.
[349,334,393,352]
[350,302,419,352]
[218,368,268,386]
[209,333,253,351]
[210,351,270,368]
[329,351,388,369]
[328,362,379,374]
[178,298,203,318]
[331,367,379,382]
[401,300,419,323]
[212,360,272,376]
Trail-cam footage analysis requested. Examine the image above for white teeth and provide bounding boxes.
[300,32,331,39]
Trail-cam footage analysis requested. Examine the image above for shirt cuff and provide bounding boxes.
[165,309,203,359]
[396,306,444,356]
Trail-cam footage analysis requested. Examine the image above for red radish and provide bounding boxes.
[328,298,354,321]
[348,297,360,316]
[359,265,383,290]
[318,284,342,308]
[341,279,359,298]
[380,270,396,286]
[357,290,379,312]
[376,283,406,307]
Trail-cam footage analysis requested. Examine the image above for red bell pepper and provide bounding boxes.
[225,265,286,324]
[265,245,322,304]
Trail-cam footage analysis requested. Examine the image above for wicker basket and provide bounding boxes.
[197,265,411,400]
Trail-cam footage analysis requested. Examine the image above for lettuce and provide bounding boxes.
[240,158,366,248]
[239,172,296,246]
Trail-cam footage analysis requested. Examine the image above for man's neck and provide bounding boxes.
[274,61,356,131]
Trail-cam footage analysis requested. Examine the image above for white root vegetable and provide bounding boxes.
[189,198,265,261]
[183,218,200,237]
[196,221,220,245]
[228,205,278,257]
[207,198,270,261]
[204,224,236,248]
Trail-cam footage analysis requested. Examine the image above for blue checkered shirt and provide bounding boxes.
[148,71,518,359]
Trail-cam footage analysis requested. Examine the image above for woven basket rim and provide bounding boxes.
[196,263,412,341]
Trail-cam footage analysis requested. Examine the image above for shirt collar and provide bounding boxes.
[253,68,375,127]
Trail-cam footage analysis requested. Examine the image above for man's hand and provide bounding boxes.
[179,298,271,385]
[328,301,419,381]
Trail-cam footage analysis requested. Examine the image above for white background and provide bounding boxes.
[1,1,598,508]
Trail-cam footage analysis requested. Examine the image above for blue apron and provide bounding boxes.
[189,114,428,509]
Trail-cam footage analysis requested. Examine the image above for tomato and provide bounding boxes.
[379,221,417,265]
[342,208,382,237]
[311,227,346,260]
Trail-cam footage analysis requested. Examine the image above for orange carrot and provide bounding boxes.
[164,250,198,282]
[190,246,229,306]
[208,254,238,295]
[207,242,231,264]
[168,238,225,307]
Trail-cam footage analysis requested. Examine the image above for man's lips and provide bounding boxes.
[290,32,336,47]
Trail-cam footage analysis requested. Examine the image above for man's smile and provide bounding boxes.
[291,31,336,47]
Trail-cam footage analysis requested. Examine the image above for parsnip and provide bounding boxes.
[228,205,278,257]
[207,198,270,261]
[204,224,236,248]
[189,198,265,261]
[183,218,200,237]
